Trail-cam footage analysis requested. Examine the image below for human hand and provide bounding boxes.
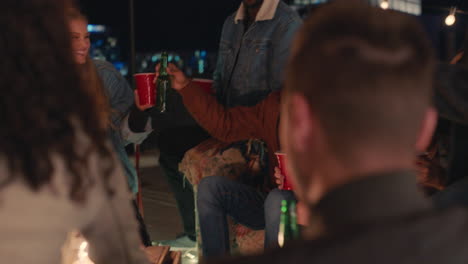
[154,62,191,91]
[275,166,285,190]
[134,90,154,111]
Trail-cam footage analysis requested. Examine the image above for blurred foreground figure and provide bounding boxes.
[0,0,148,263]
[212,1,468,264]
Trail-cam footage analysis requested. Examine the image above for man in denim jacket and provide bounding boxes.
[214,0,301,108]
[199,0,301,257]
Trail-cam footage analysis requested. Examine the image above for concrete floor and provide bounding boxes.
[137,153,184,242]
[136,153,199,264]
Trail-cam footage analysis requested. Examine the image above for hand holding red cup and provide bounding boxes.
[134,73,156,110]
[275,152,293,190]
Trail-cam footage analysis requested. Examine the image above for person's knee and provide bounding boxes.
[197,176,229,207]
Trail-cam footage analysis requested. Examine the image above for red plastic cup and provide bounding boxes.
[192,78,214,94]
[275,152,293,191]
[134,73,156,107]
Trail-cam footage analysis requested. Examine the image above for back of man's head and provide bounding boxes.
[285,1,435,161]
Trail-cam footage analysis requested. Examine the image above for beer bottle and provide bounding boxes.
[156,52,170,113]
[278,199,300,247]
[289,200,300,239]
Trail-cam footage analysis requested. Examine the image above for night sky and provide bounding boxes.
[79,0,240,53]
[78,0,467,58]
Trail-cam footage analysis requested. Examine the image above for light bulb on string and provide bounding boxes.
[380,0,389,10]
[445,7,457,26]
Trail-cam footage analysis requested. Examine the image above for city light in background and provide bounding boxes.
[84,0,464,80]
[87,24,106,33]
[290,0,421,15]
[88,21,214,78]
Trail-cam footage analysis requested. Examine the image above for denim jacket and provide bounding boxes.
[94,59,138,194]
[213,0,301,107]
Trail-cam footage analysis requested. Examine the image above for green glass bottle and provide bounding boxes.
[289,200,300,239]
[156,52,170,113]
[278,199,300,248]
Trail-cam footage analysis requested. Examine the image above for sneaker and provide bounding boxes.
[157,235,196,251]
[182,249,198,264]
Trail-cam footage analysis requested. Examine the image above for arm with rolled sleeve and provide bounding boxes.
[94,61,153,145]
[178,82,278,144]
[94,60,134,127]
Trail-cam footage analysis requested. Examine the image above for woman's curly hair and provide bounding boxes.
[0,0,114,202]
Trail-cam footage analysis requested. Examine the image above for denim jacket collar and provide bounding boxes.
[234,0,280,24]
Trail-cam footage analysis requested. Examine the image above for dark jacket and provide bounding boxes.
[434,64,468,126]
[431,64,468,206]
[213,0,301,107]
[211,171,468,264]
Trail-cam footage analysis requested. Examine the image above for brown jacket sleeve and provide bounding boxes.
[178,81,278,144]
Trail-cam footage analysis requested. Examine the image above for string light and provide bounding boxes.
[445,7,457,26]
[380,0,389,10]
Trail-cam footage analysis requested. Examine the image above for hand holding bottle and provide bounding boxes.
[154,63,191,91]
[278,200,300,247]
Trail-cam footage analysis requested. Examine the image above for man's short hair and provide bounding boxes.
[285,0,435,158]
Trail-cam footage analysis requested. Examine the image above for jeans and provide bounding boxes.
[197,176,266,257]
[159,153,196,240]
[264,189,296,248]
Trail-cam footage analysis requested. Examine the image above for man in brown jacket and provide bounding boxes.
[157,1,468,263]
[144,63,292,255]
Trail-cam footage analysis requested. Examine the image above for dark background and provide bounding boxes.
[77,0,468,66]
[78,0,240,53]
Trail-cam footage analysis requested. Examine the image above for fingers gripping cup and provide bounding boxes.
[134,73,156,107]
[275,152,293,191]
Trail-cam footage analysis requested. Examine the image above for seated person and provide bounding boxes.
[129,67,210,249]
[135,65,297,254]
[133,0,301,251]
[178,2,468,264]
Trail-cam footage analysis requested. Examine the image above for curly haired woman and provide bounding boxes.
[0,0,149,263]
